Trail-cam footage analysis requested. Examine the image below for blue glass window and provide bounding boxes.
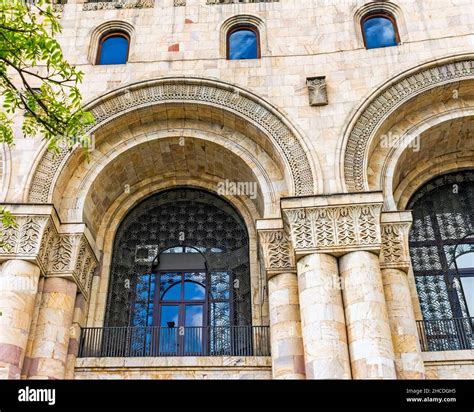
[362,15,399,49]
[228,28,259,60]
[98,34,129,65]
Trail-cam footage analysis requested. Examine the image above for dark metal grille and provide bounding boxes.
[409,171,474,350]
[416,318,474,351]
[78,326,270,357]
[105,188,252,331]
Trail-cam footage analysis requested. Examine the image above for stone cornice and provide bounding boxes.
[281,192,383,257]
[82,0,154,11]
[379,211,413,272]
[0,205,98,299]
[257,219,295,278]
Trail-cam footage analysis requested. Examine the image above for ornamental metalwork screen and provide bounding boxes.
[103,188,254,356]
[408,171,474,351]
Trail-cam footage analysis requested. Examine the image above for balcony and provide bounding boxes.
[78,325,270,358]
[416,318,474,352]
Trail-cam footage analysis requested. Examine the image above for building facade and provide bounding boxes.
[0,0,473,380]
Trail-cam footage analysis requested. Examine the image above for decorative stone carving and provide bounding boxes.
[27,78,315,203]
[306,76,328,106]
[0,208,97,299]
[344,59,474,192]
[83,0,154,11]
[174,0,186,6]
[281,193,383,256]
[379,212,412,272]
[258,229,295,277]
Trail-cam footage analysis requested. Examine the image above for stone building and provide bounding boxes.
[0,0,473,380]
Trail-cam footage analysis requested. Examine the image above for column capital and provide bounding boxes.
[0,204,98,300]
[256,219,296,279]
[281,192,383,257]
[379,211,413,273]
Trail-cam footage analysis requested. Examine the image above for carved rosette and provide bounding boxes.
[258,229,295,278]
[282,197,383,256]
[379,213,412,272]
[0,211,97,299]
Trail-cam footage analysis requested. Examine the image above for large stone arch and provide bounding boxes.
[27,77,318,204]
[341,54,474,194]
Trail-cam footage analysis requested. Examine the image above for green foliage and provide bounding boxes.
[0,0,93,150]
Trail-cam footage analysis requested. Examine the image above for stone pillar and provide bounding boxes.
[297,253,351,379]
[257,219,305,379]
[0,260,41,379]
[268,272,305,379]
[27,277,77,379]
[282,192,390,380]
[380,212,425,379]
[64,294,86,379]
[340,251,396,379]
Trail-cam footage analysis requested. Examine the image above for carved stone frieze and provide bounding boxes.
[0,208,97,299]
[83,0,154,11]
[281,193,384,256]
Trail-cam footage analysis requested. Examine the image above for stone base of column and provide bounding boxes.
[0,260,40,379]
[297,254,351,379]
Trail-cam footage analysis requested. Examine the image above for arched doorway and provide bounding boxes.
[103,188,258,356]
[408,171,474,350]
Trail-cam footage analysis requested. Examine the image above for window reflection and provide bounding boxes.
[98,34,129,65]
[362,15,398,49]
[228,28,258,60]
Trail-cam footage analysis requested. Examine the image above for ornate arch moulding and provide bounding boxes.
[27,77,317,204]
[0,204,98,300]
[342,55,474,193]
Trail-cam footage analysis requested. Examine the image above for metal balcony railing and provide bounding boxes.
[416,317,474,352]
[78,325,270,357]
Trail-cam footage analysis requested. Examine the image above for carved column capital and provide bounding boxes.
[257,219,295,279]
[0,205,98,299]
[379,211,413,272]
[281,192,384,257]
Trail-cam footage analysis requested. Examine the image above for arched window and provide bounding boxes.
[227,26,260,60]
[361,12,400,49]
[408,171,474,351]
[105,188,254,356]
[96,32,130,65]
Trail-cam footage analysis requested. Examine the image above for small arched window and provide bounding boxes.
[96,32,130,65]
[361,12,400,49]
[227,26,260,60]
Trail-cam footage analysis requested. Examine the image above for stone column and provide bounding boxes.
[282,191,394,380]
[27,277,77,379]
[380,212,425,379]
[0,260,41,379]
[297,253,351,379]
[64,294,86,379]
[340,251,396,379]
[257,220,305,379]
